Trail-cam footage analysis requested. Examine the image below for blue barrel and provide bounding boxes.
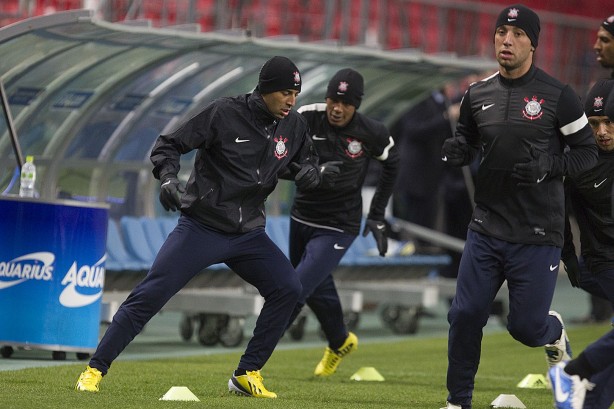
[0,197,108,352]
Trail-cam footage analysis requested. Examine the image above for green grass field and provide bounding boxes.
[0,324,609,409]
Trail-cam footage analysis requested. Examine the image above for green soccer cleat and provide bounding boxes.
[314,331,358,376]
[75,366,103,393]
[228,370,277,398]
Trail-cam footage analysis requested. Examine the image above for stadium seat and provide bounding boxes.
[140,216,166,255]
[120,216,156,267]
[105,219,149,271]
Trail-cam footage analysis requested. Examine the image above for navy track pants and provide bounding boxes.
[90,215,301,374]
[446,229,563,408]
[286,218,356,348]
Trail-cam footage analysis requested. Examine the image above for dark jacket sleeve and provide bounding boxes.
[367,136,400,220]
[452,88,481,166]
[150,106,213,181]
[562,177,578,261]
[550,86,598,178]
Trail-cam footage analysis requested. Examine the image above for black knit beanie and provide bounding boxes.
[602,15,614,37]
[584,79,614,117]
[325,68,364,109]
[258,56,301,94]
[495,4,540,48]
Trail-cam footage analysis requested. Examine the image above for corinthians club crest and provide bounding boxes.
[522,95,544,120]
[274,136,288,159]
[345,137,364,158]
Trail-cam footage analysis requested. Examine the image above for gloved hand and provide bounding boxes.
[289,162,321,190]
[441,137,469,166]
[319,161,343,187]
[362,218,388,257]
[512,146,552,186]
[159,177,185,212]
[562,255,580,288]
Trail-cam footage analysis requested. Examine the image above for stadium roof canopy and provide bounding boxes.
[0,9,495,218]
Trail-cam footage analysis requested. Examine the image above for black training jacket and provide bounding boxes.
[563,149,614,274]
[291,103,399,235]
[454,65,598,247]
[150,91,316,233]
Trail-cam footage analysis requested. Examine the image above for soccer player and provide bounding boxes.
[548,79,614,409]
[285,68,399,376]
[439,4,598,408]
[75,56,330,398]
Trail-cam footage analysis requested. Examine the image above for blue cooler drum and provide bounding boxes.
[0,197,108,359]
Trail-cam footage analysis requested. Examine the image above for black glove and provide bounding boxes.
[289,162,321,190]
[512,146,552,186]
[562,255,580,288]
[441,137,469,166]
[362,218,388,257]
[159,177,185,212]
[319,161,342,187]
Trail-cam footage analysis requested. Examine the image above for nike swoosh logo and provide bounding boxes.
[594,178,607,188]
[481,103,495,111]
[161,180,172,187]
[537,174,547,183]
[550,265,558,271]
[554,366,570,403]
[312,135,327,141]
[235,137,249,143]
[507,18,516,22]
[442,156,448,162]
[333,243,345,250]
[376,224,385,230]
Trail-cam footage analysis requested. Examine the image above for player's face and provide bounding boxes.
[594,27,614,69]
[588,115,614,152]
[494,25,534,79]
[325,98,356,128]
[262,89,299,119]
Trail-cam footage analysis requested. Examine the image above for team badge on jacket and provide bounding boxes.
[522,95,544,120]
[274,136,288,159]
[345,138,364,158]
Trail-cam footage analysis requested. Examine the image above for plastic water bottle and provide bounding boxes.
[19,155,36,198]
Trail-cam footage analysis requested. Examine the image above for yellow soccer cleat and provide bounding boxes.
[75,366,103,393]
[314,332,358,376]
[228,370,277,398]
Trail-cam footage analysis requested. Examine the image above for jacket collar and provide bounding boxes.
[499,64,537,88]
[249,90,278,126]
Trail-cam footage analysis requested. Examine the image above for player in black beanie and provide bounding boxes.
[440,3,598,409]
[284,69,399,378]
[550,78,614,409]
[494,4,540,49]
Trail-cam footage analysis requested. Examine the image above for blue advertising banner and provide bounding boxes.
[0,198,108,351]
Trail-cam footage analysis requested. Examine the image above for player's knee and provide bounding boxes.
[508,322,541,346]
[448,303,489,327]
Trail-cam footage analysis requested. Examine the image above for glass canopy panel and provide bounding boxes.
[50,46,178,159]
[0,41,135,159]
[110,53,243,162]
